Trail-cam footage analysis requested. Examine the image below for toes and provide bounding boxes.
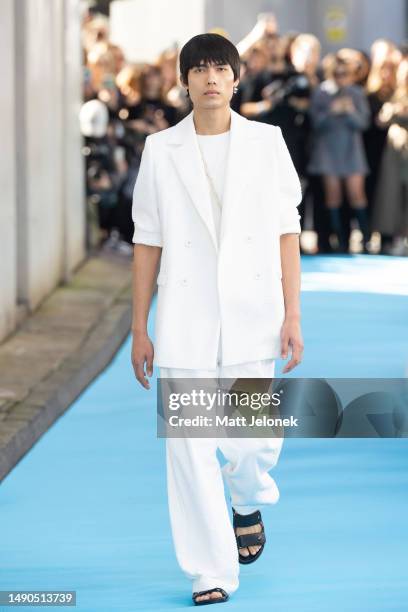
[195,591,224,602]
[236,524,263,558]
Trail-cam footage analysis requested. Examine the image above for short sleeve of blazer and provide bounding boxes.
[132,135,163,247]
[274,126,302,235]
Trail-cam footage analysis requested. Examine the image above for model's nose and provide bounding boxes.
[207,68,217,83]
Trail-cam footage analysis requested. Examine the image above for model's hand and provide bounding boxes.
[280,316,303,373]
[131,331,154,389]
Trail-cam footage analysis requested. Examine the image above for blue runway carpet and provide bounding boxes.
[0,255,407,611]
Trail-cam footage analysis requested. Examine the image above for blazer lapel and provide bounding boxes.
[167,108,260,253]
[220,110,260,246]
[168,110,218,253]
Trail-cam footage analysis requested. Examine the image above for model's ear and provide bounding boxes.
[180,75,189,97]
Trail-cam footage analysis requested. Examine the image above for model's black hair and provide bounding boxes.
[179,33,240,85]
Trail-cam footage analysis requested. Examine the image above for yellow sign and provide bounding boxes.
[324,7,347,42]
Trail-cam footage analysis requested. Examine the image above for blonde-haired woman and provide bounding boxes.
[371,58,408,255]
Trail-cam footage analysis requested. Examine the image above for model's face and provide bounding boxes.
[183,61,239,109]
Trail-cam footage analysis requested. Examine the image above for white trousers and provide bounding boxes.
[160,335,283,595]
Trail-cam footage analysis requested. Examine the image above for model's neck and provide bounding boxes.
[193,107,231,135]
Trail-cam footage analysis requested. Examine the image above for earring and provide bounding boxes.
[186,88,190,97]
[233,86,238,94]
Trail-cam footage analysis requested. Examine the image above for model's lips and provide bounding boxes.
[204,91,220,95]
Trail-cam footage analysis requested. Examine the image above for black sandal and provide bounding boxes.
[232,508,266,564]
[192,587,229,606]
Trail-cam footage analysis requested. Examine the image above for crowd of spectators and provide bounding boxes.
[80,10,408,256]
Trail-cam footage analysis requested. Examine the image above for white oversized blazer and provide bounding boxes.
[132,108,302,369]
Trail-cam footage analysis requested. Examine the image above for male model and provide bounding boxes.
[131,33,303,606]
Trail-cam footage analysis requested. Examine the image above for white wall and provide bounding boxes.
[62,0,86,280]
[205,0,406,54]
[0,0,16,338]
[0,0,85,341]
[205,0,309,44]
[308,0,406,54]
[110,0,205,63]
[22,0,65,305]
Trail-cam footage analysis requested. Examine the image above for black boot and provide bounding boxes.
[328,208,348,253]
[380,233,393,255]
[353,207,371,253]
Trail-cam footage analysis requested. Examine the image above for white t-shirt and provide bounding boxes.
[196,131,230,245]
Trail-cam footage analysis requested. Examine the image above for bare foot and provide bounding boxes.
[235,522,263,557]
[194,590,224,603]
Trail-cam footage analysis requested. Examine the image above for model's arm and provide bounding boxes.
[130,134,163,389]
[131,244,162,389]
[273,125,304,373]
[279,234,303,373]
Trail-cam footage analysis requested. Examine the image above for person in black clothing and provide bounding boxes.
[237,44,270,109]
[241,34,320,250]
[363,57,398,252]
[125,64,178,136]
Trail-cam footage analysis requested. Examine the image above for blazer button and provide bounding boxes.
[246,235,253,243]
[184,240,192,247]
[254,272,261,280]
[181,278,188,286]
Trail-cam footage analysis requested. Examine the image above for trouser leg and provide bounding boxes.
[219,436,283,514]
[161,355,240,595]
[165,435,239,594]
[217,358,284,515]
[160,341,283,595]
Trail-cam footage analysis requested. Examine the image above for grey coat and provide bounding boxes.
[307,81,370,177]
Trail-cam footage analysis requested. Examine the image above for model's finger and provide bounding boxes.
[282,358,296,373]
[280,335,289,359]
[146,353,154,377]
[292,343,303,364]
[283,350,302,372]
[135,360,150,389]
